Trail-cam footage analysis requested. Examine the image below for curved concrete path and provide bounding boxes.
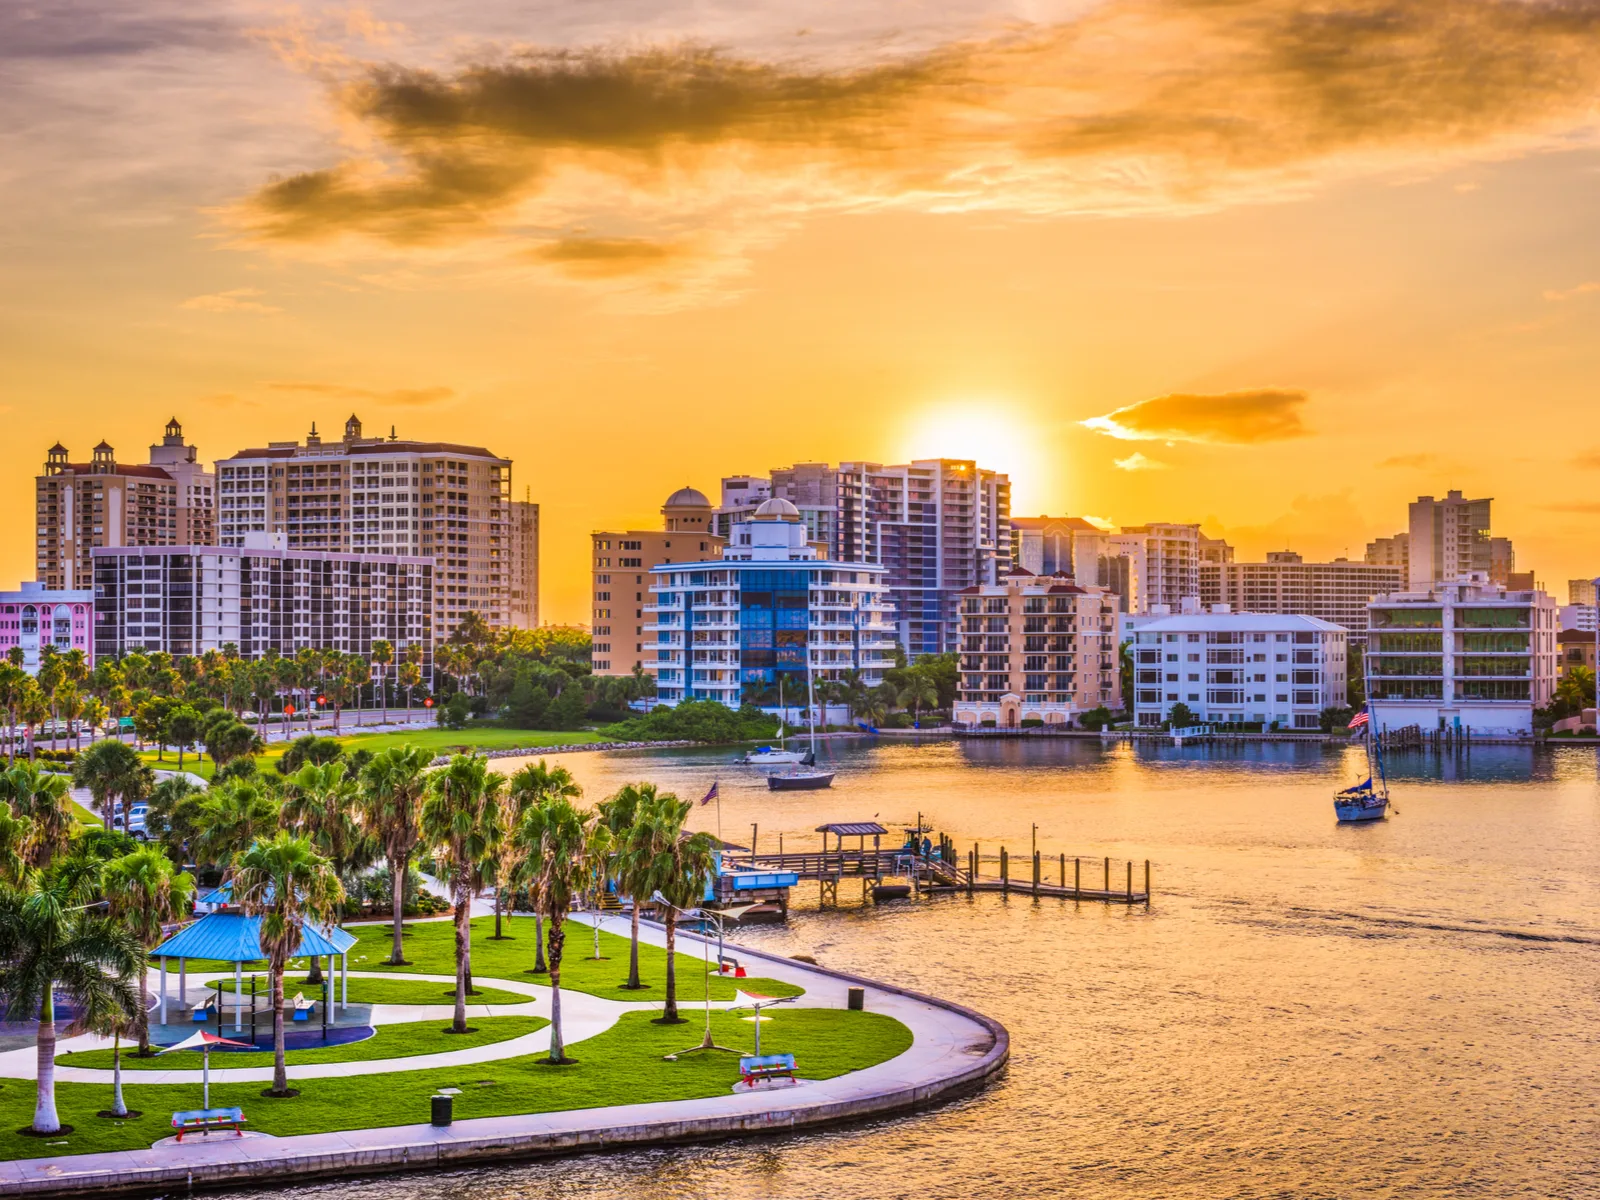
[0,918,1007,1198]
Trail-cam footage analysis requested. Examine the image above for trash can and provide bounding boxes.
[847,987,865,1011]
[430,1094,453,1126]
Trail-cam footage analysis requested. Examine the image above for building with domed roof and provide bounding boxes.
[646,496,893,708]
[591,486,725,675]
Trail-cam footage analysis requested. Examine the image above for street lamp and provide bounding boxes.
[654,895,760,1059]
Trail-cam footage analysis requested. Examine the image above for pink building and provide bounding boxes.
[0,582,94,674]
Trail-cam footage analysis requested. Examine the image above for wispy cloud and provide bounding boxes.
[530,237,687,279]
[1083,389,1310,445]
[1544,281,1600,302]
[180,287,281,314]
[1114,452,1166,471]
[230,0,1600,294]
[265,381,455,406]
[1542,501,1600,513]
[1379,453,1439,469]
[1571,449,1600,469]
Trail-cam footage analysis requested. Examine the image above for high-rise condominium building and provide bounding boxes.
[1568,579,1598,607]
[1365,532,1409,574]
[36,419,215,591]
[1008,517,1147,613]
[1407,491,1502,589]
[508,498,539,629]
[1366,575,1556,736]
[714,459,1011,657]
[1118,523,1201,613]
[214,415,509,640]
[92,539,432,672]
[647,498,892,707]
[952,571,1121,728]
[1199,551,1405,639]
[1129,612,1348,730]
[1198,535,1235,564]
[592,488,724,676]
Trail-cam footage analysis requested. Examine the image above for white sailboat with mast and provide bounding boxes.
[769,645,834,790]
[743,676,812,764]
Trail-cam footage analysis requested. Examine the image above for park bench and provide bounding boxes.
[189,1001,213,1023]
[738,1053,797,1088]
[291,993,315,1022]
[170,1107,247,1141]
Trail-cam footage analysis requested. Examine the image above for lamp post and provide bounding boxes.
[654,897,758,1059]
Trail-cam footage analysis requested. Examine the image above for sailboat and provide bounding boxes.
[744,677,813,764]
[769,654,834,790]
[1335,706,1389,822]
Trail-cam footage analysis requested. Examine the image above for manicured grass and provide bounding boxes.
[345,917,805,1003]
[194,975,532,1007]
[0,1008,910,1160]
[57,1015,548,1072]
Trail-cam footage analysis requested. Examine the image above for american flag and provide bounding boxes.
[1348,708,1370,730]
[699,780,720,806]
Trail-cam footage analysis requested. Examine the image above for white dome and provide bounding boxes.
[752,497,801,520]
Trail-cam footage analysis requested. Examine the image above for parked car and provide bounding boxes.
[111,803,149,841]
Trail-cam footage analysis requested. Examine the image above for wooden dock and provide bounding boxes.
[723,838,1150,907]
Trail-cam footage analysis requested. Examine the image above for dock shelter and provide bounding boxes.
[150,912,358,1030]
[816,822,888,853]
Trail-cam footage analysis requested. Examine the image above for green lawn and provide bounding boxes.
[57,1016,548,1072]
[134,726,608,780]
[0,1008,910,1160]
[194,975,532,1007]
[343,917,805,1003]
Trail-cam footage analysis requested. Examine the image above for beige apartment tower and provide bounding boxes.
[214,415,511,641]
[508,498,540,629]
[36,419,215,591]
[592,487,723,675]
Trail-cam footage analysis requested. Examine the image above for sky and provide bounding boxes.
[5,0,1600,623]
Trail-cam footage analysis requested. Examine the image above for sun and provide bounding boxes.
[898,402,1046,507]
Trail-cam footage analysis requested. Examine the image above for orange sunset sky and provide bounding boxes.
[5,0,1600,624]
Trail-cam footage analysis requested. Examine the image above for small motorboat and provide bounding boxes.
[767,768,834,791]
[743,745,811,765]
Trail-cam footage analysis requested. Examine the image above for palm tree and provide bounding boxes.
[281,758,367,984]
[0,800,30,885]
[600,782,670,990]
[513,793,604,1063]
[232,832,344,1096]
[73,738,145,831]
[358,745,431,966]
[507,761,583,960]
[80,696,108,747]
[0,662,29,765]
[102,846,196,1054]
[652,816,717,1024]
[900,673,938,726]
[398,661,423,724]
[421,754,505,1033]
[18,679,48,762]
[38,651,63,753]
[371,640,394,725]
[164,705,201,772]
[192,782,280,877]
[0,762,74,870]
[0,870,141,1133]
[343,657,370,731]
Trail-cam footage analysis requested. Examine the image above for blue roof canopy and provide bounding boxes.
[152,912,356,962]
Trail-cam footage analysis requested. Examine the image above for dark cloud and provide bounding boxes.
[531,237,687,277]
[1569,449,1600,469]
[266,381,455,406]
[1082,388,1310,444]
[239,0,1600,249]
[0,3,235,61]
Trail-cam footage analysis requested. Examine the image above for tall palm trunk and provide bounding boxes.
[388,854,408,964]
[626,906,643,988]
[546,918,568,1061]
[270,960,288,1094]
[451,880,471,1031]
[380,670,387,725]
[532,914,547,972]
[110,1031,128,1117]
[33,991,59,1133]
[492,888,505,939]
[662,913,680,1021]
[136,967,152,1055]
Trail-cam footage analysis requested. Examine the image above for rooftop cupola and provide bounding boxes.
[45,443,69,475]
[91,440,116,473]
[344,414,362,442]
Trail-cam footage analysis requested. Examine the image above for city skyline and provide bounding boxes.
[9,2,1600,624]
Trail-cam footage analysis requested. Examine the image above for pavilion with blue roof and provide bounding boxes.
[151,911,357,1030]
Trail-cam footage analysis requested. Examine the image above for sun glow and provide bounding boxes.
[900,402,1049,510]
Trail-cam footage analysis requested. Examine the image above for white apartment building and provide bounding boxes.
[1130,611,1348,729]
[1199,552,1405,640]
[214,415,509,640]
[647,499,893,708]
[91,538,433,674]
[1365,575,1556,736]
[952,572,1121,728]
